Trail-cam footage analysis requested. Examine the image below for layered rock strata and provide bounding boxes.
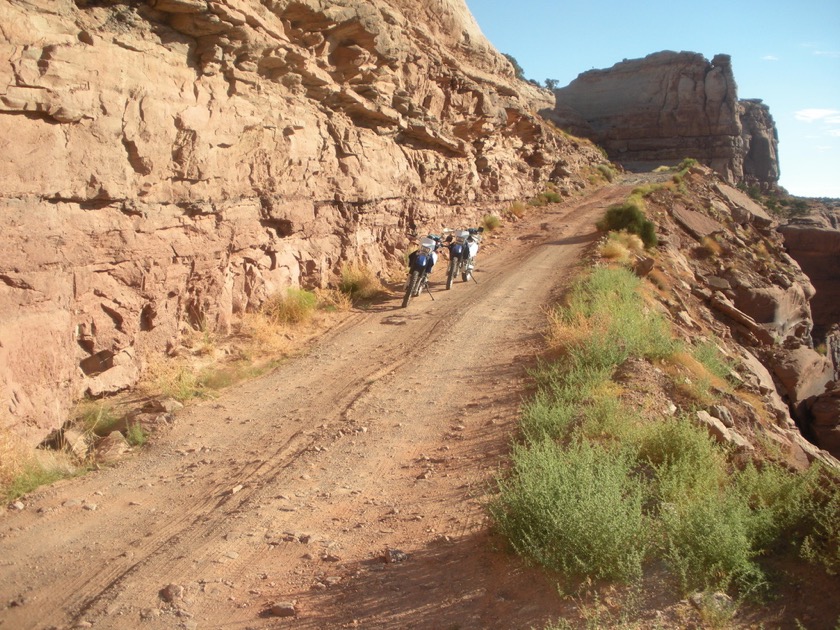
[0,0,605,441]
[542,51,780,188]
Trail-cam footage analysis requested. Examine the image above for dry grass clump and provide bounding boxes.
[698,235,724,258]
[661,349,730,406]
[546,308,595,354]
[1,426,76,501]
[339,263,385,301]
[141,356,205,402]
[0,427,30,491]
[507,200,528,218]
[262,287,318,325]
[599,231,645,264]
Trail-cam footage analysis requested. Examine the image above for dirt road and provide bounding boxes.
[0,184,632,630]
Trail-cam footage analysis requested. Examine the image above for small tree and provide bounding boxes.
[544,78,559,90]
[503,53,525,80]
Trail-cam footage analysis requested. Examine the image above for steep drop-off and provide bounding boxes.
[0,0,606,441]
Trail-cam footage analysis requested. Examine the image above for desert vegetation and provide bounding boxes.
[491,265,840,617]
[596,200,658,248]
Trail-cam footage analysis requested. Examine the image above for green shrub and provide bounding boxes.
[262,288,318,324]
[125,423,148,447]
[596,163,616,182]
[482,214,501,231]
[492,439,648,583]
[676,157,698,173]
[735,462,817,549]
[661,492,764,594]
[495,262,836,599]
[596,201,658,248]
[642,418,728,508]
[800,468,840,575]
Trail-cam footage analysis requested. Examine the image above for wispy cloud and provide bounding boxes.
[800,42,840,58]
[762,54,779,61]
[796,109,840,142]
[795,109,840,123]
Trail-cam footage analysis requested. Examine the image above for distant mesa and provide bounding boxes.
[541,51,779,189]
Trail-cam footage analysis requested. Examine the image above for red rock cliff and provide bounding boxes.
[542,51,779,188]
[0,0,604,442]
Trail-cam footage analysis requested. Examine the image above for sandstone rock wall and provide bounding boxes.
[0,0,604,442]
[648,164,837,459]
[542,51,779,188]
[779,207,840,342]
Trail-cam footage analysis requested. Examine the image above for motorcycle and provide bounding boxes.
[445,227,483,289]
[402,234,443,308]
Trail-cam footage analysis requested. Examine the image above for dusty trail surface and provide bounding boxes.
[1,185,631,630]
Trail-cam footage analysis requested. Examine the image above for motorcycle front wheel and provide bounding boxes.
[402,270,420,308]
[445,259,457,290]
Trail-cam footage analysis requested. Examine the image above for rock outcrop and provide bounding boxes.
[640,164,836,460]
[0,0,606,442]
[542,51,780,188]
[779,205,840,341]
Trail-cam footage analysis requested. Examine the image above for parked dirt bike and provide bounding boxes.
[445,227,483,289]
[402,234,443,308]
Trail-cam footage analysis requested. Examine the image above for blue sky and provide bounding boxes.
[465,0,840,198]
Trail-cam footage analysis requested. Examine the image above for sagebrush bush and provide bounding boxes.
[596,201,658,248]
[492,439,648,583]
[661,492,763,594]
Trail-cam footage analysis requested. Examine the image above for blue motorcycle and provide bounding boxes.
[402,234,443,308]
[445,227,483,290]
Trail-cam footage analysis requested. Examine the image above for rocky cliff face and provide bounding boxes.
[779,204,840,342]
[640,164,837,459]
[0,0,605,442]
[542,51,780,188]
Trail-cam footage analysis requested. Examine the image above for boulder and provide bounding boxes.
[714,183,774,228]
[772,346,833,406]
